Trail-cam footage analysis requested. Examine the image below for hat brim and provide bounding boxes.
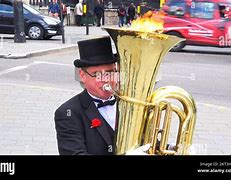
[74,56,117,68]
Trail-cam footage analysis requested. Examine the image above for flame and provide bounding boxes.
[128,11,165,33]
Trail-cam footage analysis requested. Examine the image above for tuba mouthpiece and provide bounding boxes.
[103,84,112,92]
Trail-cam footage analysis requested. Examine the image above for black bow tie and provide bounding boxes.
[92,98,116,108]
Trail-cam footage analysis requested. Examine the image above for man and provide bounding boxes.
[94,0,104,27]
[74,0,83,26]
[127,3,136,25]
[66,5,71,26]
[117,3,126,27]
[54,36,118,155]
[59,3,67,24]
[54,36,174,155]
[48,0,60,19]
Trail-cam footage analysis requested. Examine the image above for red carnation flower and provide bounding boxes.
[91,118,102,128]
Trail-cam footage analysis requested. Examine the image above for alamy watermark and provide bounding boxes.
[0,162,15,175]
[219,33,231,46]
[95,71,127,85]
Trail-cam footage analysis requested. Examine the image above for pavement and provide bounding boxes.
[0,26,110,59]
[0,40,77,59]
[0,83,76,155]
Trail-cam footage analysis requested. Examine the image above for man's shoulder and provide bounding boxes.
[55,90,85,113]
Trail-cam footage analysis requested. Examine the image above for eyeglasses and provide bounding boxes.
[82,69,97,78]
[82,69,117,78]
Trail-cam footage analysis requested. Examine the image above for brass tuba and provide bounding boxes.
[103,27,196,155]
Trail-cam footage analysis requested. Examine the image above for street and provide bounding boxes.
[0,26,231,155]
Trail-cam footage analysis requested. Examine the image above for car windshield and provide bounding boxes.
[23,3,41,15]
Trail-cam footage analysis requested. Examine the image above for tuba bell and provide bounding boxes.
[102,26,196,155]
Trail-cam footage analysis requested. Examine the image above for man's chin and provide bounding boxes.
[100,91,113,99]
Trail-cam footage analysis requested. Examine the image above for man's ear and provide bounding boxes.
[79,69,86,82]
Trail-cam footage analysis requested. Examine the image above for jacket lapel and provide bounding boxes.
[79,90,113,146]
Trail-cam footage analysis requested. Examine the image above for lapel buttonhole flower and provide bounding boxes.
[91,118,102,128]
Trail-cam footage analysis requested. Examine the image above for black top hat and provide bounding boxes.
[74,36,117,68]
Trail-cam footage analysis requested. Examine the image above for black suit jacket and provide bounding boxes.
[54,90,115,155]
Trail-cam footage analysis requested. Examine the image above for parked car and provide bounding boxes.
[161,0,231,51]
[0,0,62,40]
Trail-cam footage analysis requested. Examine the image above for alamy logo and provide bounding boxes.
[0,162,15,175]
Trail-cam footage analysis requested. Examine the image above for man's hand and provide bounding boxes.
[125,144,151,155]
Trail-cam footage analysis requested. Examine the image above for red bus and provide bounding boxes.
[161,0,231,51]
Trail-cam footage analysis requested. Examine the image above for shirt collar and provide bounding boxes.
[87,91,115,103]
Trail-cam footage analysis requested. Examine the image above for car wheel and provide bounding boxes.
[167,32,186,52]
[27,24,44,40]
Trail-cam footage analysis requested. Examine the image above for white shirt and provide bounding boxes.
[74,3,83,15]
[88,92,117,130]
[67,6,70,14]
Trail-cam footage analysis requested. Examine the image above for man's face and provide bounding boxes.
[79,63,117,100]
